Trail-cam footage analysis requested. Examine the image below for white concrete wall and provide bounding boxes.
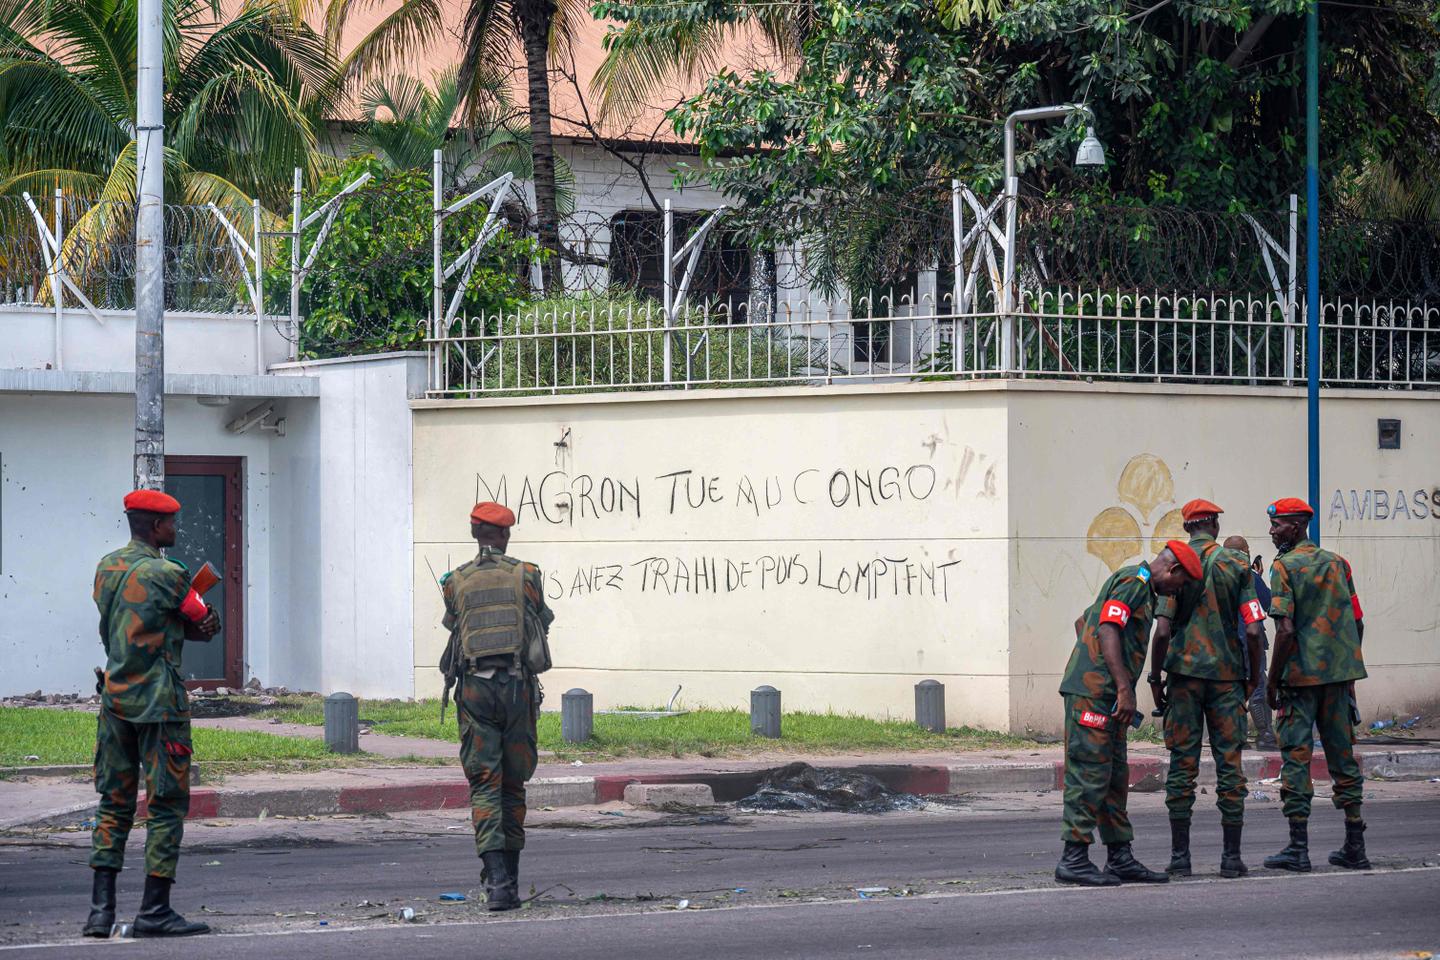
[1006,383,1440,732]
[0,393,286,695]
[412,381,1439,731]
[412,383,1013,726]
[271,353,426,697]
[0,306,291,376]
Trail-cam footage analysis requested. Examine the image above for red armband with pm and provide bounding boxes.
[1099,600,1132,627]
[179,588,207,623]
[1351,595,1363,621]
[1241,599,1266,625]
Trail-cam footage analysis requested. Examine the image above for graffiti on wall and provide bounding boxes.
[1086,454,1187,572]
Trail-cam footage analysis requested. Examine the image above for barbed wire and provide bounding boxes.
[3,190,1437,353]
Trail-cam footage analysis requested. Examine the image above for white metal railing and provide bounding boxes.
[424,289,1440,396]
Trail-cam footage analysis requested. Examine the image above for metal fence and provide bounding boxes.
[3,175,1437,392]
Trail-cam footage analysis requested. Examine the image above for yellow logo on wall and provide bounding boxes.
[1086,454,1186,572]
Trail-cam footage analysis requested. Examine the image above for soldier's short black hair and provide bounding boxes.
[471,520,508,543]
[126,509,166,537]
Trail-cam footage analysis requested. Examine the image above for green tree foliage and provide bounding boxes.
[268,156,539,358]
[0,0,337,211]
[601,0,1440,293]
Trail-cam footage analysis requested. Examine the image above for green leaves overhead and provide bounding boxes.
[607,0,1440,293]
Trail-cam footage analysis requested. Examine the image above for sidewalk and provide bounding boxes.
[3,742,1436,831]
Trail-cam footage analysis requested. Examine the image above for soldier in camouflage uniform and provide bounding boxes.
[1055,540,1198,887]
[1148,500,1266,879]
[440,501,555,911]
[84,490,220,939]
[1261,498,1371,873]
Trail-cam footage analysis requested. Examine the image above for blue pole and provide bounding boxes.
[1305,3,1320,544]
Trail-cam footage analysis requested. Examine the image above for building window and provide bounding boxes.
[609,209,754,317]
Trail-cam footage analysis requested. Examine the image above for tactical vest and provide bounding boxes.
[456,561,527,662]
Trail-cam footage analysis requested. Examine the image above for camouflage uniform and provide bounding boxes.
[1268,541,1366,821]
[90,540,195,879]
[442,547,554,856]
[1058,562,1155,845]
[1156,535,1262,827]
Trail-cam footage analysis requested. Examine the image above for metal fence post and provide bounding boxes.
[323,692,359,754]
[750,685,781,738]
[289,167,302,361]
[252,198,264,374]
[562,688,593,743]
[432,149,444,392]
[52,187,64,370]
[662,197,674,384]
[914,679,945,733]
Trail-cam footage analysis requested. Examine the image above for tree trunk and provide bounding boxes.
[519,1,562,296]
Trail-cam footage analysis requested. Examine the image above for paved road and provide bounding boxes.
[3,793,1438,958]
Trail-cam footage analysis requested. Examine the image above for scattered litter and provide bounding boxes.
[739,763,925,814]
[1372,720,1394,731]
[258,808,269,821]
[80,819,97,829]
[601,811,627,817]
[571,760,584,767]
[1429,778,1440,784]
[202,860,222,867]
[445,825,465,831]
[438,893,466,902]
[318,921,329,927]
[542,806,556,812]
[110,923,131,939]
[1401,716,1423,730]
[733,888,747,894]
[22,755,39,762]
[1129,772,1164,793]
[674,899,690,910]
[855,887,889,894]
[398,907,417,922]
[1249,791,1271,801]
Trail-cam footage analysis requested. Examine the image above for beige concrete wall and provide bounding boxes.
[1007,383,1440,732]
[412,384,1013,727]
[412,381,1439,732]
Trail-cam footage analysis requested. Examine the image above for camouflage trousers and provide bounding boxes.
[457,671,538,855]
[1060,694,1133,845]
[89,708,192,879]
[1163,676,1247,825]
[1276,683,1364,821]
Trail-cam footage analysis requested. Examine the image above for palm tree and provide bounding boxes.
[0,0,335,212]
[331,0,584,293]
[355,65,574,212]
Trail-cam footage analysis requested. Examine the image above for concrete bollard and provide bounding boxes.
[323,692,359,754]
[750,685,781,738]
[915,679,945,733]
[562,688,594,743]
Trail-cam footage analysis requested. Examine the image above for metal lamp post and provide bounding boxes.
[1000,105,1106,371]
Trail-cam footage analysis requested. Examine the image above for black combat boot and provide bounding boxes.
[81,867,118,937]
[132,874,210,937]
[1328,819,1372,870]
[1219,823,1248,878]
[1054,841,1121,887]
[1167,819,1192,876]
[481,851,520,911]
[1263,819,1312,872]
[1103,842,1169,883]
[504,849,522,899]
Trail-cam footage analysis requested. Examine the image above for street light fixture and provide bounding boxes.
[999,104,1104,370]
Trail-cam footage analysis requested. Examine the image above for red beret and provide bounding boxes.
[470,501,515,528]
[123,489,181,514]
[1181,498,1224,521]
[1267,497,1314,519]
[1166,540,1203,580]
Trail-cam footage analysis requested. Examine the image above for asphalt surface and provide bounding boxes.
[3,791,1438,959]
